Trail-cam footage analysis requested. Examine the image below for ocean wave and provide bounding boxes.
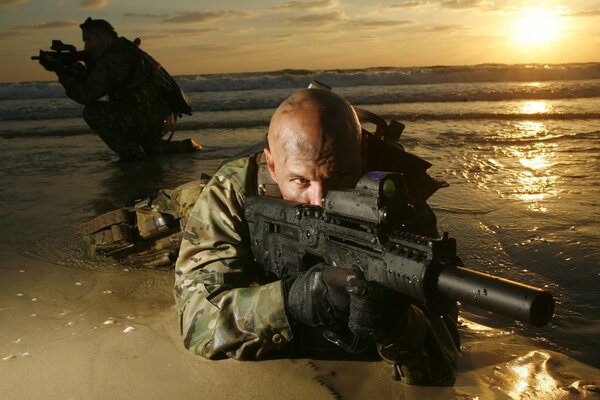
[0,81,67,101]
[3,99,600,122]
[185,80,600,112]
[434,129,600,147]
[382,112,600,121]
[3,63,600,101]
[177,63,600,93]
[4,118,598,141]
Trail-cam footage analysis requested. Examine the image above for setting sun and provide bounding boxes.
[512,8,563,46]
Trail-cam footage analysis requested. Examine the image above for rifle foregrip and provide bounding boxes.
[437,266,555,327]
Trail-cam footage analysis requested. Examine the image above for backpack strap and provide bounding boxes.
[256,151,281,198]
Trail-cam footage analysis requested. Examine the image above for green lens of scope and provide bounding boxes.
[381,178,396,199]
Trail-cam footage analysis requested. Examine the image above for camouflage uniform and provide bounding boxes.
[57,37,194,159]
[174,151,461,384]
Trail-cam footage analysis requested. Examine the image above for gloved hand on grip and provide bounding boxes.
[38,52,66,73]
[346,276,410,346]
[283,263,351,332]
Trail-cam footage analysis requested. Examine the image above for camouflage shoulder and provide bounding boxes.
[211,153,259,199]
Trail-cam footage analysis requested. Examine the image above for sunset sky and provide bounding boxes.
[0,0,599,82]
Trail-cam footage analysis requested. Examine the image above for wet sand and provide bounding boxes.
[0,249,334,399]
[2,245,600,400]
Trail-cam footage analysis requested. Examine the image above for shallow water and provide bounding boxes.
[1,71,599,379]
[408,116,600,369]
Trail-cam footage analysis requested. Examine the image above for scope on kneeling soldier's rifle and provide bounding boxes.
[32,40,93,71]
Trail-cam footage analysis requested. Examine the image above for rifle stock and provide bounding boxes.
[244,171,554,327]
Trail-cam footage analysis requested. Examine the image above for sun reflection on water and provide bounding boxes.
[521,100,549,114]
[519,155,549,170]
[504,351,559,399]
[507,121,557,211]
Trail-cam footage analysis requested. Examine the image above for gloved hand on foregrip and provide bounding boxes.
[283,263,351,331]
[38,52,66,73]
[347,276,410,345]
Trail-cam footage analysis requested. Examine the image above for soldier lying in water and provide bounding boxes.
[173,88,461,385]
[78,88,461,384]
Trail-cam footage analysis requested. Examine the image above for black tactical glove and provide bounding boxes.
[284,263,351,331]
[38,52,66,73]
[347,277,409,345]
[66,61,86,77]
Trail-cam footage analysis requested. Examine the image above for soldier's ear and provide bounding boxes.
[264,147,277,182]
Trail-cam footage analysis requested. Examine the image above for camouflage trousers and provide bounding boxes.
[83,100,194,159]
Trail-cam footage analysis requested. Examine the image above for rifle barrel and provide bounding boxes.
[437,266,554,327]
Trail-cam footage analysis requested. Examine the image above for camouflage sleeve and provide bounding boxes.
[377,305,461,385]
[174,162,293,360]
[58,49,131,105]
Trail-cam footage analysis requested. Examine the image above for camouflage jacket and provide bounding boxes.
[175,152,292,360]
[58,37,165,112]
[174,151,461,384]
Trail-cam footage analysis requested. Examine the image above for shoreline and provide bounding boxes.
[2,248,599,399]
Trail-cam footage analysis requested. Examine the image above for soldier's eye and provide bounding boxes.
[292,178,309,186]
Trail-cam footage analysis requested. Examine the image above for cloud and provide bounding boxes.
[124,13,169,18]
[13,20,78,30]
[327,35,375,44]
[439,0,488,9]
[129,34,170,41]
[274,33,295,38]
[356,19,414,28]
[283,11,347,26]
[0,0,29,8]
[421,24,468,32]
[167,27,220,35]
[568,9,600,17]
[271,0,339,12]
[0,31,26,39]
[189,42,261,57]
[191,43,238,52]
[79,0,107,9]
[162,10,256,24]
[389,1,428,8]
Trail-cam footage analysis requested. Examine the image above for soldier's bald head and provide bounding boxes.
[264,88,364,205]
[267,88,361,156]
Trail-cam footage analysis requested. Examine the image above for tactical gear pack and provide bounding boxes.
[77,178,208,269]
[124,37,192,138]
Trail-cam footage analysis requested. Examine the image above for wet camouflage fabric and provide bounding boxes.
[174,151,461,384]
[57,37,192,159]
[175,153,293,359]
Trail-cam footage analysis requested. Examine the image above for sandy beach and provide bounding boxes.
[2,246,600,399]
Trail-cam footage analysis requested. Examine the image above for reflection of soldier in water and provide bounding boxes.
[38,18,201,161]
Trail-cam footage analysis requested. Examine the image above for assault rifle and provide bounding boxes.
[31,40,94,71]
[245,171,555,329]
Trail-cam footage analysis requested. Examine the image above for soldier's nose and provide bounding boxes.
[307,184,324,206]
